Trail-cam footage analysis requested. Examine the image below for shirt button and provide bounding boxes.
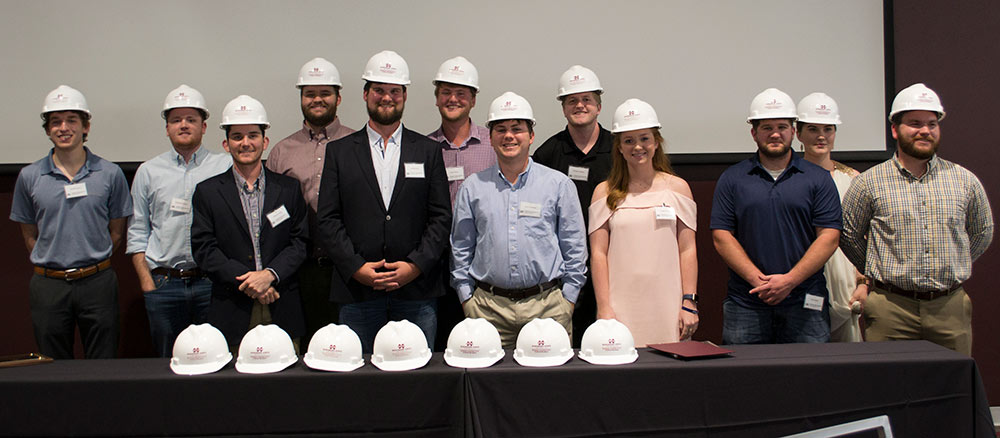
[316,157,321,161]
[386,215,391,221]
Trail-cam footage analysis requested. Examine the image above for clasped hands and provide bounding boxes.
[352,259,420,291]
[748,272,798,305]
[237,270,280,304]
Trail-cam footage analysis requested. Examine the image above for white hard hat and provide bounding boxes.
[297,57,342,88]
[41,85,90,119]
[796,92,842,125]
[219,95,270,129]
[304,323,364,372]
[169,323,232,375]
[577,319,639,365]
[487,92,535,125]
[747,88,798,123]
[433,56,479,91]
[162,84,210,120]
[444,318,505,368]
[235,324,298,374]
[611,98,662,133]
[513,318,573,367]
[361,50,411,85]
[889,83,945,121]
[371,320,432,372]
[557,65,603,98]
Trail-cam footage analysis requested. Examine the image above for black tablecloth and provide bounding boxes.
[0,341,992,437]
[466,341,994,437]
[0,354,466,437]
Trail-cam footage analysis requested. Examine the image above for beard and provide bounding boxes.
[757,141,791,159]
[302,103,336,128]
[897,134,939,159]
[368,102,404,125]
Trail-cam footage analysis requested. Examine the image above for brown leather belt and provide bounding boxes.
[873,279,961,301]
[476,279,561,301]
[151,267,204,279]
[34,259,111,281]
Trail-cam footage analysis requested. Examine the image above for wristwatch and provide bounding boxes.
[682,293,699,304]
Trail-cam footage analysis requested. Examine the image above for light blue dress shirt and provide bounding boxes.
[126,147,232,269]
[450,159,588,303]
[366,123,402,209]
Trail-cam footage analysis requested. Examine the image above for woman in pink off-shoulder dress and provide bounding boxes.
[588,99,699,347]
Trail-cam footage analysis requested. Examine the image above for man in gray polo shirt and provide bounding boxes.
[10,85,132,359]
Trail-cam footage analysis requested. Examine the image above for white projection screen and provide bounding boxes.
[0,0,886,164]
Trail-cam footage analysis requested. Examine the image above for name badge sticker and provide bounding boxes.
[445,166,465,182]
[64,183,88,199]
[567,165,589,181]
[266,205,291,228]
[169,198,191,214]
[803,294,825,311]
[518,202,542,218]
[404,162,425,178]
[654,205,676,221]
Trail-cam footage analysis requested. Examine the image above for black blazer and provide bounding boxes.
[191,166,307,342]
[316,126,452,303]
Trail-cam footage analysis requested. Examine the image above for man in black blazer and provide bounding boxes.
[191,95,307,350]
[317,51,451,353]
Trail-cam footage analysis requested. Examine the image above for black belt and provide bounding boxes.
[475,279,561,301]
[873,279,961,301]
[151,267,204,279]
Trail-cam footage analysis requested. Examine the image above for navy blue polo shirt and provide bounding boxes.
[710,153,841,309]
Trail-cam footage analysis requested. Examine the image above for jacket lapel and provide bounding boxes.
[260,168,283,242]
[387,129,415,211]
[218,170,252,242]
[353,130,387,213]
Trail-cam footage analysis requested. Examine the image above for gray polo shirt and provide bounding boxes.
[10,147,132,268]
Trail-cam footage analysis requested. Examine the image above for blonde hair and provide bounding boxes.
[605,128,674,210]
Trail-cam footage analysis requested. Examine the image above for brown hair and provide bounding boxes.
[605,128,674,210]
[42,110,90,142]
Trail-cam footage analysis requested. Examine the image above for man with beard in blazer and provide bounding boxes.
[191,95,307,351]
[317,50,451,353]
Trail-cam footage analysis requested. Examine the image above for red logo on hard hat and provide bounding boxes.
[625,110,639,119]
[764,98,782,109]
[570,75,584,84]
[608,338,615,344]
[256,346,264,353]
[192,347,200,353]
[238,105,249,112]
[466,341,474,347]
[179,92,186,98]
[537,340,545,346]
[397,343,405,350]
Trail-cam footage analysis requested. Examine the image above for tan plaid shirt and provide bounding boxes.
[841,154,993,291]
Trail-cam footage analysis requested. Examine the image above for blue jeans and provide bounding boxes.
[339,297,437,354]
[722,297,830,344]
[144,274,212,357]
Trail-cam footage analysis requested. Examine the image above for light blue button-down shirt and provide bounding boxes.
[126,147,232,269]
[366,122,402,208]
[450,159,588,303]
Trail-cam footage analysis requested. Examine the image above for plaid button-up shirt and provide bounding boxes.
[841,153,993,292]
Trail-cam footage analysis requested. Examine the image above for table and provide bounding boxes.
[0,342,991,437]
[465,341,994,437]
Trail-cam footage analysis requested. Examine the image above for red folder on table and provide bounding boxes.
[648,341,733,359]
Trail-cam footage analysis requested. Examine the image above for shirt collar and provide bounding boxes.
[495,158,534,187]
[233,165,265,193]
[305,117,343,141]
[748,152,804,178]
[366,122,403,150]
[891,152,939,178]
[172,145,204,166]
[557,124,612,156]
[41,146,100,178]
[430,121,486,150]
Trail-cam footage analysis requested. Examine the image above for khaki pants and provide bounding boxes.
[864,286,972,355]
[464,286,574,350]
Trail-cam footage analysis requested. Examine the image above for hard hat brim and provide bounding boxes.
[577,349,638,365]
[303,354,364,372]
[513,350,573,367]
[169,353,232,375]
[443,350,504,369]
[235,356,298,374]
[372,352,431,371]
